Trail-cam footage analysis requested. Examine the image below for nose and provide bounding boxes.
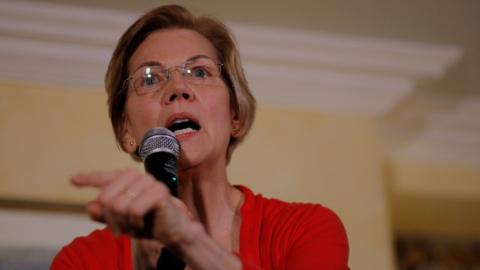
[168,91,192,102]
[162,70,195,104]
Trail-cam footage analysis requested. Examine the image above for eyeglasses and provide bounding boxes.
[125,56,224,96]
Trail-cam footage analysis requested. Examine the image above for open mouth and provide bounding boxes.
[167,118,201,136]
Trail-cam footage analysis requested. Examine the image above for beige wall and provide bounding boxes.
[1,82,394,269]
[391,159,480,200]
[0,83,141,203]
[389,159,480,238]
[229,106,395,270]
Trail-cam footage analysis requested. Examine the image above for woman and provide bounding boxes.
[52,5,349,270]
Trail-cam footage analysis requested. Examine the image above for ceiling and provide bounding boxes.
[31,0,479,97]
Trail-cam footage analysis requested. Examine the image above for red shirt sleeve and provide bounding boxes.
[237,185,349,270]
[51,228,132,270]
[283,206,349,270]
[240,206,349,270]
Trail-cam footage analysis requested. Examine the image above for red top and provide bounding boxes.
[51,186,349,269]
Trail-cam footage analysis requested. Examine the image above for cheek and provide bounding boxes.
[125,98,159,140]
[206,91,233,134]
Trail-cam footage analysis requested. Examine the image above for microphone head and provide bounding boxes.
[138,127,180,161]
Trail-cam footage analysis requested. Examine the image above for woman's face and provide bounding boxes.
[123,29,235,169]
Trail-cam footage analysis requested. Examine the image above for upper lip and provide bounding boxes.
[165,112,200,130]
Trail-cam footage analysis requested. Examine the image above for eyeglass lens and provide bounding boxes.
[130,57,222,95]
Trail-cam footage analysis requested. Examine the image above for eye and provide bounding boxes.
[137,68,166,88]
[144,73,158,86]
[190,66,210,79]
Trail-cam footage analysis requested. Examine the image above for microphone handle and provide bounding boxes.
[156,248,185,270]
[144,153,179,197]
[144,153,186,270]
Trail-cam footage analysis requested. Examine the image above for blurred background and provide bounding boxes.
[1,0,479,269]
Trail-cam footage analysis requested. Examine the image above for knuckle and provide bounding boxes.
[153,181,169,195]
[127,203,144,217]
[144,173,157,183]
[111,200,124,214]
[98,193,110,205]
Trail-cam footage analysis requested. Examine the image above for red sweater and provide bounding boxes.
[52,186,349,269]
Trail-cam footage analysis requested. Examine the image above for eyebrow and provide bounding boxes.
[132,54,216,73]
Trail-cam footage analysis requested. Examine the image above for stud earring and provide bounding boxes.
[129,140,134,146]
[231,126,240,137]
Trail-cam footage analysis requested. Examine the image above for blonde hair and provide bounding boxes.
[105,5,256,162]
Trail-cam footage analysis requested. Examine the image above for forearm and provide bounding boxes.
[175,222,242,270]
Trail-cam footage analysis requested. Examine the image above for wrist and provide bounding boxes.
[162,220,203,263]
[173,222,242,270]
[174,220,204,252]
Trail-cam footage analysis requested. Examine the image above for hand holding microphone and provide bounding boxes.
[138,127,186,269]
[70,128,193,265]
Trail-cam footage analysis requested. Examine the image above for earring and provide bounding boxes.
[231,126,240,137]
[129,140,134,146]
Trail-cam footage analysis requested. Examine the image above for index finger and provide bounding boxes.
[70,170,121,188]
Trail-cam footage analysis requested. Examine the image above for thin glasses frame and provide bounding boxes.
[123,56,224,96]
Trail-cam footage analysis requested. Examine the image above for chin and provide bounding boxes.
[177,150,203,170]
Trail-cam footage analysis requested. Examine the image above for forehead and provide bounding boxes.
[129,28,218,71]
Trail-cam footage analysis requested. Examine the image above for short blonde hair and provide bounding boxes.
[105,5,256,162]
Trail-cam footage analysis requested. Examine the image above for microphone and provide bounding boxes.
[139,127,180,197]
[138,127,185,270]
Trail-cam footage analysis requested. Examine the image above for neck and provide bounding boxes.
[177,159,243,251]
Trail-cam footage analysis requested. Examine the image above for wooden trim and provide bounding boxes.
[0,198,85,214]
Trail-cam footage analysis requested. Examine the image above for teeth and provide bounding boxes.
[173,119,190,124]
[173,128,197,136]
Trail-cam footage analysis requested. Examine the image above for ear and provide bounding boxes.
[120,115,137,153]
[231,119,243,138]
